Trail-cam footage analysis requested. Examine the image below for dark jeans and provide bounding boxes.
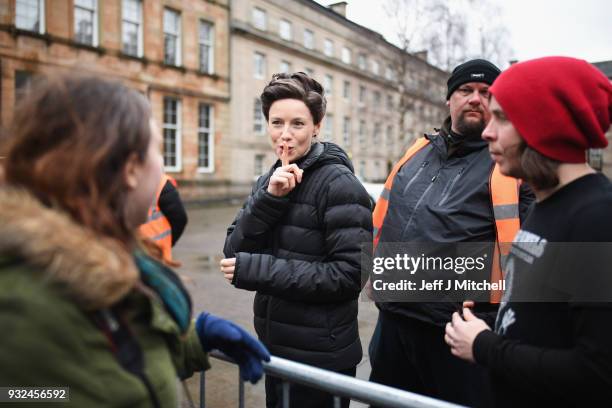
[369,310,492,408]
[265,366,356,408]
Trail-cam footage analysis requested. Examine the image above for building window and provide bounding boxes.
[122,0,142,57]
[358,54,366,70]
[162,97,181,171]
[359,120,366,147]
[324,113,333,141]
[387,94,393,109]
[371,60,380,75]
[324,38,333,57]
[199,20,214,74]
[588,149,603,171]
[16,0,44,33]
[385,65,394,80]
[373,91,381,105]
[254,154,265,177]
[387,125,394,146]
[14,70,34,105]
[280,60,291,73]
[74,0,97,46]
[373,122,381,144]
[252,7,266,30]
[341,47,351,64]
[163,8,181,66]
[198,104,214,172]
[279,19,292,40]
[359,159,366,180]
[359,85,366,104]
[343,117,351,146]
[343,80,350,100]
[303,29,314,50]
[253,98,265,134]
[324,74,333,97]
[254,52,266,79]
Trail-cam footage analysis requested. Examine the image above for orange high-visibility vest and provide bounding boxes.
[372,137,521,303]
[139,175,176,261]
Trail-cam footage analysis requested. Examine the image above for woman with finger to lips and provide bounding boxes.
[222,72,373,408]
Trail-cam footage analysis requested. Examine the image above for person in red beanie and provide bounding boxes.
[445,56,612,407]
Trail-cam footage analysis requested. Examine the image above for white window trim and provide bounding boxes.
[303,29,314,50]
[341,47,351,64]
[252,7,266,30]
[121,0,143,57]
[16,0,46,34]
[164,8,182,66]
[280,60,291,73]
[199,20,214,74]
[279,19,292,41]
[74,0,98,46]
[253,98,265,134]
[325,74,333,96]
[197,104,215,173]
[254,52,266,79]
[323,38,333,57]
[163,98,182,172]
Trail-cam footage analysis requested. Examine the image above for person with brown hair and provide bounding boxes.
[445,56,612,407]
[0,73,269,407]
[220,72,372,408]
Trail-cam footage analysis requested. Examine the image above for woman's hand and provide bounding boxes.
[267,164,303,197]
[444,307,490,363]
[220,258,236,283]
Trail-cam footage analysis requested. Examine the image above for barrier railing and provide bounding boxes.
[198,351,466,408]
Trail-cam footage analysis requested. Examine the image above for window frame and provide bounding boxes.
[279,19,292,41]
[303,28,314,50]
[15,0,45,34]
[121,0,143,57]
[253,51,266,79]
[197,103,215,173]
[74,0,98,46]
[162,97,182,172]
[199,19,214,74]
[163,7,182,66]
[252,7,266,30]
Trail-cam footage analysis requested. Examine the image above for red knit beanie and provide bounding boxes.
[490,56,612,163]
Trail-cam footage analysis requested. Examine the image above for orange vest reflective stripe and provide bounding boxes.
[139,175,174,261]
[372,137,521,302]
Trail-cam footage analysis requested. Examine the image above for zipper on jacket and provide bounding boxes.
[402,161,428,196]
[438,168,464,206]
[403,174,437,233]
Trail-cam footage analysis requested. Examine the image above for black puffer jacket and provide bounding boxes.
[224,142,372,370]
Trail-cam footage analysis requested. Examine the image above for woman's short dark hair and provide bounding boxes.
[519,144,560,190]
[4,73,152,245]
[260,72,326,125]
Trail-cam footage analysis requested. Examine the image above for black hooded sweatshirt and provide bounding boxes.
[224,142,373,370]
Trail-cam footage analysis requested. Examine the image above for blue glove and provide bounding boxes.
[195,312,270,383]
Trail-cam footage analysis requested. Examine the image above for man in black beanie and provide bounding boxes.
[367,59,534,406]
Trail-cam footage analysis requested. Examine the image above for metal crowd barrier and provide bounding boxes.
[199,350,466,408]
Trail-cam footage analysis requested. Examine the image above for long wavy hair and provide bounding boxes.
[4,73,152,247]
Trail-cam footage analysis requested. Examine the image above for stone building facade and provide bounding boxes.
[230,0,447,188]
[0,0,231,200]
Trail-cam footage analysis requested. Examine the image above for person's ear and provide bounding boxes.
[313,122,321,138]
[123,153,140,190]
[446,100,450,107]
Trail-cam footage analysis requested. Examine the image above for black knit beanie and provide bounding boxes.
[446,59,501,100]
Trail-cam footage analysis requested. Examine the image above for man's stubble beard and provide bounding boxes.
[455,112,486,139]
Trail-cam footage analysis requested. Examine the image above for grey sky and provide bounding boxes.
[316,0,612,64]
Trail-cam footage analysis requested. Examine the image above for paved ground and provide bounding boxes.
[174,205,379,407]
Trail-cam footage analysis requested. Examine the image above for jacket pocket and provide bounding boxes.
[438,168,463,206]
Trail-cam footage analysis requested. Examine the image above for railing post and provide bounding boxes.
[238,372,245,408]
[199,371,206,408]
[282,381,290,408]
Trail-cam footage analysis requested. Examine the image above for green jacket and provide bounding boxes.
[0,188,209,407]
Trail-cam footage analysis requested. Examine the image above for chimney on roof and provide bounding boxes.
[328,1,347,17]
[414,50,428,61]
